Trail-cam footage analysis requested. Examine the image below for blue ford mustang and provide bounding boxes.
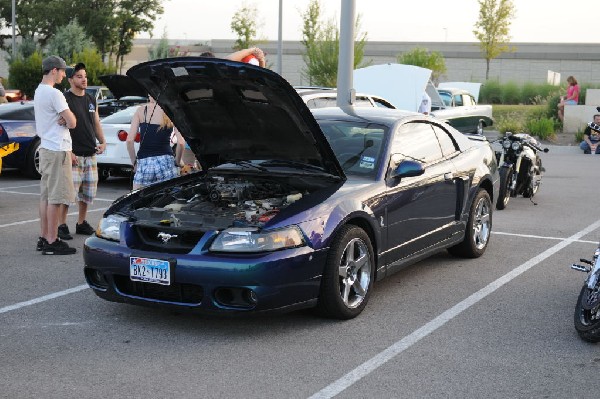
[83,58,499,319]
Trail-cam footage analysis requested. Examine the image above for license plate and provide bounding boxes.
[130,257,170,285]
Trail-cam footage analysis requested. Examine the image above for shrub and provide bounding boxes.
[525,117,555,140]
[495,112,524,134]
[480,80,502,104]
[575,129,585,144]
[501,81,521,104]
[9,52,43,99]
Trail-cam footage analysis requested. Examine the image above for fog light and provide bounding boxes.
[244,289,258,304]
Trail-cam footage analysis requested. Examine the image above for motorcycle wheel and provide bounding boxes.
[574,283,600,343]
[523,158,542,198]
[496,165,513,210]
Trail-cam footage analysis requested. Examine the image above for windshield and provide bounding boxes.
[438,91,452,106]
[317,120,388,178]
[101,105,139,124]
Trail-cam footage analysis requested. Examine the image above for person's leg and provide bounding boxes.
[45,203,60,244]
[77,201,88,225]
[580,141,591,154]
[558,103,565,122]
[58,204,69,225]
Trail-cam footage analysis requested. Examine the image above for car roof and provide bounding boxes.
[311,106,421,125]
[438,88,471,95]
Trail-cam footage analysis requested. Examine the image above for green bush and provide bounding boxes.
[501,81,521,104]
[480,80,502,104]
[9,52,44,99]
[525,117,555,140]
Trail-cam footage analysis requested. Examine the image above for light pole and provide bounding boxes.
[277,0,282,74]
[11,0,15,59]
[336,0,355,107]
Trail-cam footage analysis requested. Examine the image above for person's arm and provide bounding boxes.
[568,85,580,101]
[60,108,76,129]
[127,108,142,165]
[173,127,184,166]
[226,47,266,67]
[93,106,106,154]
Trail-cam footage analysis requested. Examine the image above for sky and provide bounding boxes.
[142,0,597,44]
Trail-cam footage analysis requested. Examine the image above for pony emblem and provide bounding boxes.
[158,232,178,243]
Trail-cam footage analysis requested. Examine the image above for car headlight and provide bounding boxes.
[511,141,521,151]
[209,226,305,253]
[502,139,511,149]
[96,214,128,241]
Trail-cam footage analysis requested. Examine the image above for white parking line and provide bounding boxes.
[0,207,107,228]
[308,219,600,399]
[493,231,597,244]
[0,184,41,190]
[0,189,115,202]
[0,285,88,315]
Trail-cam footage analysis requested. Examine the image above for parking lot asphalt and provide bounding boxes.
[2,147,600,399]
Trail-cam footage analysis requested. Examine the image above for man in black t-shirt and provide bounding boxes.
[57,63,106,239]
[580,114,600,154]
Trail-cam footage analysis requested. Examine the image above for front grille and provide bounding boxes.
[132,225,204,254]
[114,275,203,304]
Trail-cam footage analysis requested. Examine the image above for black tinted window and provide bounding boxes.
[392,122,443,164]
[101,105,139,124]
[0,104,35,120]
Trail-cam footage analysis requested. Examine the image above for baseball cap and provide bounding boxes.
[66,62,86,79]
[589,122,600,133]
[42,55,68,71]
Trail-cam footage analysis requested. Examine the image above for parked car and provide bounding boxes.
[5,89,24,102]
[96,74,147,117]
[96,105,141,180]
[86,85,115,103]
[295,87,396,109]
[0,101,39,178]
[83,58,498,319]
[0,141,19,174]
[430,87,494,135]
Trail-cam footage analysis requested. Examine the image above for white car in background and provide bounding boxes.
[97,105,140,181]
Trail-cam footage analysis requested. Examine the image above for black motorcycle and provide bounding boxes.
[494,132,549,210]
[571,244,600,342]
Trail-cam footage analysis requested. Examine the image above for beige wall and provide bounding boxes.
[121,39,600,86]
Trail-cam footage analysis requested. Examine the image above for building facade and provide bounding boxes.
[124,39,600,87]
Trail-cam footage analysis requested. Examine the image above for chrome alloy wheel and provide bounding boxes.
[338,237,372,309]
[473,196,491,250]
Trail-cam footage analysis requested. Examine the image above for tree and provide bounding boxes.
[46,20,95,63]
[230,2,261,50]
[0,0,163,64]
[148,29,171,60]
[397,47,447,84]
[300,0,368,87]
[473,0,516,80]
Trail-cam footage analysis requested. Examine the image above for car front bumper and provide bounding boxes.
[83,235,328,315]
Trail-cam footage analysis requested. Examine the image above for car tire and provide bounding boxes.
[316,225,374,319]
[23,139,41,179]
[98,167,110,182]
[574,283,600,343]
[496,165,513,210]
[448,189,492,258]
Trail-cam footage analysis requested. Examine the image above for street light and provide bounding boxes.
[12,0,15,59]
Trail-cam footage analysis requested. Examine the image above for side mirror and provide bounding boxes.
[543,148,549,153]
[391,159,425,179]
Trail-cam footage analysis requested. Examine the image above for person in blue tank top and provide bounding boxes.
[126,96,184,190]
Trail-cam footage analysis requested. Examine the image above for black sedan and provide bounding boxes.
[83,58,499,319]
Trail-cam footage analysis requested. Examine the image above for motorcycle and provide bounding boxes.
[493,132,549,210]
[571,243,600,342]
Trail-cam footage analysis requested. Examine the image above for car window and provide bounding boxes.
[431,124,459,157]
[306,97,337,109]
[372,98,395,109]
[317,120,388,178]
[101,88,115,100]
[462,95,474,106]
[438,91,452,106]
[101,106,139,124]
[392,122,443,165]
[453,94,463,106]
[0,103,35,120]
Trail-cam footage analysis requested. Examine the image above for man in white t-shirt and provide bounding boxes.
[34,56,78,255]
[418,91,431,115]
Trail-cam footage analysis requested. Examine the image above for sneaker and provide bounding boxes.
[36,236,48,251]
[75,220,95,235]
[42,239,77,255]
[57,224,73,240]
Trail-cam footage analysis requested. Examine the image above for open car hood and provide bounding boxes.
[126,57,344,177]
[99,74,148,99]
